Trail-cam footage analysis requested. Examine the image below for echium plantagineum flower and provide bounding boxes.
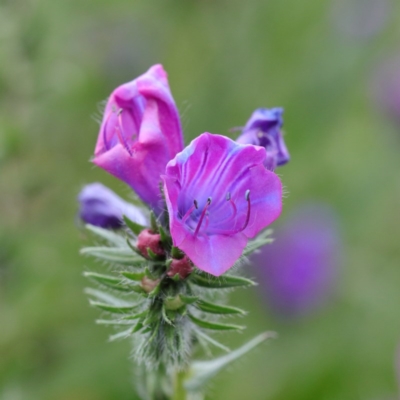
[92,64,184,213]
[236,108,290,171]
[163,133,283,276]
[78,182,147,229]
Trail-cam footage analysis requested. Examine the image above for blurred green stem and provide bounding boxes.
[172,369,187,400]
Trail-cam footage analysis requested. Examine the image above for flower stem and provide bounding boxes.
[172,369,188,400]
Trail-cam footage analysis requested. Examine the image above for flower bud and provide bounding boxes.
[167,256,193,280]
[137,229,165,259]
[141,276,160,293]
[236,108,289,171]
[78,182,147,229]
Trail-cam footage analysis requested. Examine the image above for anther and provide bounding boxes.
[182,199,198,223]
[245,190,250,201]
[226,192,231,201]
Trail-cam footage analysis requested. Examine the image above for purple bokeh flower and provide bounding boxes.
[236,108,289,171]
[163,133,282,276]
[78,183,147,229]
[93,64,184,213]
[372,57,400,126]
[251,203,341,318]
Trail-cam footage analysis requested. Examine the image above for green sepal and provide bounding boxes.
[242,229,273,257]
[185,331,277,392]
[85,224,127,247]
[123,215,146,236]
[148,282,161,297]
[164,296,185,311]
[188,314,245,331]
[150,211,158,232]
[121,271,146,281]
[196,300,247,315]
[83,271,129,292]
[121,310,148,320]
[147,248,165,261]
[162,305,174,325]
[171,246,184,259]
[80,246,143,266]
[159,225,172,248]
[190,271,256,288]
[89,300,140,314]
[179,294,199,305]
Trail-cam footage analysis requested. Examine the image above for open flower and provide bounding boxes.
[163,133,282,276]
[93,64,184,213]
[78,183,147,228]
[236,108,290,170]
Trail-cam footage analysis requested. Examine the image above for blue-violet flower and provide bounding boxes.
[236,108,290,170]
[78,183,147,229]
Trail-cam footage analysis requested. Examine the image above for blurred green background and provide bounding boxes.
[1,0,400,399]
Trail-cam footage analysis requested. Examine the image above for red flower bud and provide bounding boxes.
[167,256,193,280]
[137,229,165,259]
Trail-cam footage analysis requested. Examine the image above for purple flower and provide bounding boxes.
[372,57,400,126]
[236,108,290,171]
[78,183,147,229]
[163,133,283,276]
[251,203,341,319]
[93,64,184,213]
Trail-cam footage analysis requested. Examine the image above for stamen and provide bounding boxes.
[209,190,251,235]
[241,190,251,231]
[116,109,133,156]
[194,198,212,236]
[182,200,199,223]
[226,192,231,201]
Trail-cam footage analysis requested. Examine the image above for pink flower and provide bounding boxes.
[93,64,184,213]
[163,133,282,276]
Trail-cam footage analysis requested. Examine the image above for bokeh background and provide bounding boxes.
[1,0,400,399]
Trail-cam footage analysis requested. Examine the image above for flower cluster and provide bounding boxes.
[80,64,288,276]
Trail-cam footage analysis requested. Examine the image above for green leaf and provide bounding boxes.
[179,294,199,305]
[123,215,146,236]
[195,328,230,353]
[196,300,246,315]
[185,331,277,392]
[109,327,134,341]
[242,229,273,257]
[83,271,129,291]
[80,246,144,265]
[84,288,134,306]
[121,271,146,281]
[188,314,245,331]
[190,272,256,289]
[85,224,128,247]
[89,300,140,314]
[96,319,136,325]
